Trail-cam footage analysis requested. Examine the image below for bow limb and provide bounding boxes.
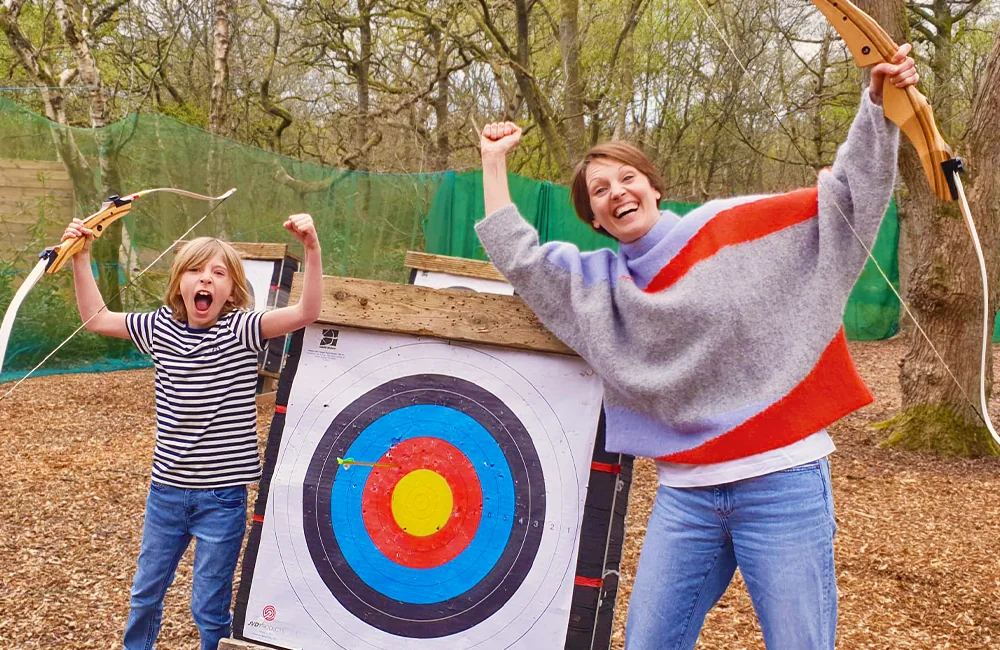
[951,171,1000,444]
[0,257,49,375]
[810,0,954,201]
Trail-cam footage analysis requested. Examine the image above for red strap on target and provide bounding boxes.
[590,461,620,474]
[574,576,603,588]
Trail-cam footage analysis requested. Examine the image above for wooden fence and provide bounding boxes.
[0,159,75,258]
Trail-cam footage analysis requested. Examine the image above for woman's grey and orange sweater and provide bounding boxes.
[475,94,899,465]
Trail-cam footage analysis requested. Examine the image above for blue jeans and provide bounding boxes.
[123,482,247,650]
[625,459,837,650]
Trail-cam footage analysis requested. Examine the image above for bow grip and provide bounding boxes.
[45,198,134,275]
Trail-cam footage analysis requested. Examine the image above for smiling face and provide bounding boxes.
[584,158,662,243]
[570,142,666,243]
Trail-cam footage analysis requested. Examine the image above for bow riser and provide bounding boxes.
[883,86,954,200]
[45,200,134,275]
[811,0,954,201]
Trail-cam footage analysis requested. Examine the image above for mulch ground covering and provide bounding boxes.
[1,337,999,649]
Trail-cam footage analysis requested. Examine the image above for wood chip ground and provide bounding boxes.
[1,337,998,649]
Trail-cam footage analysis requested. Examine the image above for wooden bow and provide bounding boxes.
[0,187,236,387]
[808,0,998,445]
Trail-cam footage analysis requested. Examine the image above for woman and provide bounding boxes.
[475,46,919,649]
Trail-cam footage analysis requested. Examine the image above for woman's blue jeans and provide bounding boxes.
[123,482,247,650]
[625,458,837,650]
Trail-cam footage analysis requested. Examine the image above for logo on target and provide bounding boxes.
[262,605,277,621]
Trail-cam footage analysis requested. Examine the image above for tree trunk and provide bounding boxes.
[559,0,585,162]
[429,25,450,171]
[354,0,373,171]
[512,0,570,178]
[257,0,292,154]
[208,0,231,136]
[52,0,128,314]
[927,0,954,140]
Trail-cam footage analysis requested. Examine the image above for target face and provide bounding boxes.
[247,328,602,649]
[303,374,545,637]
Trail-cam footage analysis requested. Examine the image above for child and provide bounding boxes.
[61,213,322,650]
[476,48,918,649]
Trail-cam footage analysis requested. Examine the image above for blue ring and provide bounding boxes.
[330,405,516,604]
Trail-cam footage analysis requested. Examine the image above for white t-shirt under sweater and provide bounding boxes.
[656,431,835,487]
[126,306,265,489]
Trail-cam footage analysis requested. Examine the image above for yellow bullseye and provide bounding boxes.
[391,469,453,537]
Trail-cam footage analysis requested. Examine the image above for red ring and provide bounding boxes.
[361,437,482,569]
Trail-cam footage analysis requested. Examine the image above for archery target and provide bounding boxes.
[240,326,603,649]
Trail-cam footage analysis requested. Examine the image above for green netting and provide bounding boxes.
[0,98,902,382]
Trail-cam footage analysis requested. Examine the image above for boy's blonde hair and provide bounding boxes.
[165,237,250,322]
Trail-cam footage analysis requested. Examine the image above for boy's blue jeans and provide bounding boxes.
[123,482,247,650]
[625,458,837,650]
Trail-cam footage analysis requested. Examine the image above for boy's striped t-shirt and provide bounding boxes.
[126,306,265,488]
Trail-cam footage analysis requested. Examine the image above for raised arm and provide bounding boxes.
[476,122,619,358]
[64,219,130,339]
[818,43,917,247]
[260,213,323,339]
[481,122,520,215]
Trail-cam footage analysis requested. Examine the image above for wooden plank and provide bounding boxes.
[0,197,74,212]
[0,159,69,171]
[0,201,74,217]
[0,168,72,185]
[0,186,75,200]
[230,242,290,261]
[404,250,508,283]
[290,273,574,356]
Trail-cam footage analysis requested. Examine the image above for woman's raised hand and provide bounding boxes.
[480,122,522,159]
[869,43,919,105]
[61,218,95,254]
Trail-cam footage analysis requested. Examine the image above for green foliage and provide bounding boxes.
[156,103,210,130]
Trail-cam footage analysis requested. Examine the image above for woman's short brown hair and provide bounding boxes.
[165,237,250,322]
[569,141,665,237]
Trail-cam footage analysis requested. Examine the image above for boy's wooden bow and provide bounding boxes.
[0,187,236,386]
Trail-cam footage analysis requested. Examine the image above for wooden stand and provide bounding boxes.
[288,273,571,355]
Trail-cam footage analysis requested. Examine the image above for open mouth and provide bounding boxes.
[614,202,639,220]
[194,290,213,312]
